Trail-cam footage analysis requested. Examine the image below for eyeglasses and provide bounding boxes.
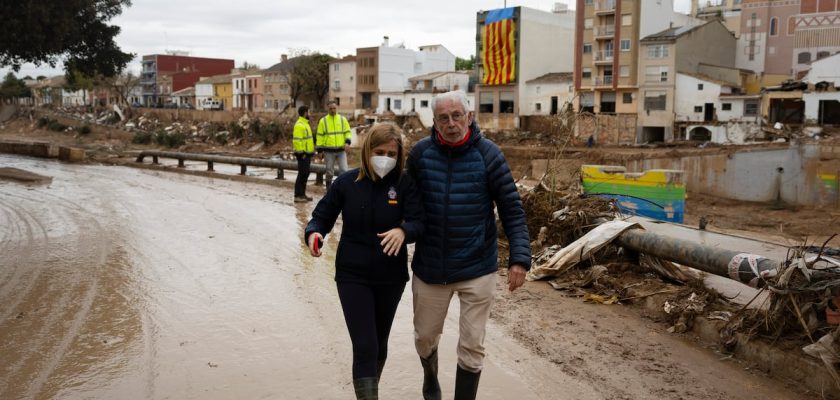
[434,112,465,124]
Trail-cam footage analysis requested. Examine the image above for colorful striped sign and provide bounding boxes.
[482,8,516,85]
[582,165,687,223]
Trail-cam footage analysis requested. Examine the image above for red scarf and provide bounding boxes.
[438,128,471,147]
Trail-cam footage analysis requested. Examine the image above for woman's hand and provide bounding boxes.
[377,228,405,256]
[308,233,324,257]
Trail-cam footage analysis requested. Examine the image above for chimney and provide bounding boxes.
[281,54,288,62]
[383,36,390,47]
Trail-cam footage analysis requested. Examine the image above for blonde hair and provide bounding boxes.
[356,122,405,182]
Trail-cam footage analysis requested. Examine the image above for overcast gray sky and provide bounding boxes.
[3,0,691,79]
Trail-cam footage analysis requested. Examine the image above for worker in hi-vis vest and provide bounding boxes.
[316,100,352,187]
[292,105,315,203]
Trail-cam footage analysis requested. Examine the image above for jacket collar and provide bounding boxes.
[431,121,482,153]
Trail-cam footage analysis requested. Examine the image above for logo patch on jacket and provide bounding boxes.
[387,186,398,205]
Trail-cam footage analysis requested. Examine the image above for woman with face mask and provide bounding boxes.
[304,122,424,399]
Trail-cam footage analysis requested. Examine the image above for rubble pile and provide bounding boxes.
[520,182,617,248]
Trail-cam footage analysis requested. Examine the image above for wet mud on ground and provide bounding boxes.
[0,154,815,399]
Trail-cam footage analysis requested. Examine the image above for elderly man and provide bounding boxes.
[316,100,352,187]
[406,90,531,400]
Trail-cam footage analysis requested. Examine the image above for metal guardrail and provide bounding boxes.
[135,150,335,184]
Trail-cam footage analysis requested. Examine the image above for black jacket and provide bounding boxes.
[406,122,531,284]
[305,169,425,284]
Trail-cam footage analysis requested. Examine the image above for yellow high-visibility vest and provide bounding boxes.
[316,113,351,150]
[293,116,314,154]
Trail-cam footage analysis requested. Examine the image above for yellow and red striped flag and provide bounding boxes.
[482,8,516,85]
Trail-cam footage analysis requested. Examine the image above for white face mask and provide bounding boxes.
[370,156,397,178]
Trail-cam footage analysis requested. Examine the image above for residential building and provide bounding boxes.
[379,71,472,127]
[194,74,232,110]
[157,74,174,105]
[140,54,234,107]
[574,0,685,131]
[263,55,294,112]
[803,51,840,86]
[736,0,799,86]
[328,55,356,114]
[792,1,840,76]
[171,87,195,108]
[637,20,737,142]
[355,37,456,113]
[522,72,575,116]
[691,0,744,36]
[195,77,215,110]
[31,76,65,106]
[674,72,762,142]
[232,71,263,111]
[475,5,574,130]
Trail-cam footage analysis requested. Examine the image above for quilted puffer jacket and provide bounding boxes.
[406,122,531,284]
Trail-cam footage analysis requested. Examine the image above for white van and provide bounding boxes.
[203,100,223,111]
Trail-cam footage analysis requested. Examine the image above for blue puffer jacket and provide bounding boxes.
[406,122,531,284]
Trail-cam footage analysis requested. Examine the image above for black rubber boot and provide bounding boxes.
[353,377,378,400]
[420,350,441,400]
[453,365,481,400]
[376,358,387,382]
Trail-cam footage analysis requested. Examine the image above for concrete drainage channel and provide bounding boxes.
[2,141,838,396]
[0,139,85,162]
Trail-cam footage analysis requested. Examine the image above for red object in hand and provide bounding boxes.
[313,237,322,254]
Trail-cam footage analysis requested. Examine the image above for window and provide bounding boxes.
[694,106,703,113]
[585,0,593,4]
[818,51,831,60]
[600,92,616,113]
[420,100,429,108]
[394,99,401,110]
[644,91,666,110]
[535,103,542,112]
[622,93,633,104]
[620,66,630,77]
[333,79,340,91]
[582,68,592,79]
[584,18,593,29]
[583,43,592,54]
[334,97,340,106]
[647,45,669,58]
[536,86,541,94]
[620,40,631,52]
[622,15,632,26]
[798,52,812,64]
[744,100,759,116]
[698,84,704,90]
[580,92,595,113]
[722,103,732,111]
[334,64,339,71]
[499,91,514,113]
[645,66,668,82]
[479,92,494,113]
[770,17,778,36]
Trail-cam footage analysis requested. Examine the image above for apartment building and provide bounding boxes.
[574,0,681,120]
[232,71,263,111]
[328,55,356,115]
[140,54,234,107]
[263,55,293,112]
[637,20,737,142]
[355,37,456,113]
[792,1,840,75]
[691,0,744,36]
[475,5,575,130]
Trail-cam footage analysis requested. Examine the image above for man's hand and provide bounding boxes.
[507,264,526,291]
[307,233,323,257]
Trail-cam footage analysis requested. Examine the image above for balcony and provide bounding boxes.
[592,76,614,87]
[594,0,616,14]
[594,50,614,64]
[594,25,615,38]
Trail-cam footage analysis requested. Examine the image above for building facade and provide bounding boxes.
[263,55,293,112]
[476,5,575,130]
[328,55,357,114]
[140,54,234,107]
[691,0,745,36]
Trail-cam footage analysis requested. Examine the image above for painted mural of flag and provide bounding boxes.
[482,8,516,85]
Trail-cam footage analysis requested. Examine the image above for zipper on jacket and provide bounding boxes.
[442,148,453,284]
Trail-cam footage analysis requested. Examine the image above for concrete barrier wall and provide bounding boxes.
[134,108,292,124]
[625,143,838,207]
[0,140,57,158]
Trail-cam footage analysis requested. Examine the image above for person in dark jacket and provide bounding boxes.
[406,90,531,400]
[305,122,424,400]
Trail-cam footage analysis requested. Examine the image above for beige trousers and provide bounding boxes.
[412,272,497,373]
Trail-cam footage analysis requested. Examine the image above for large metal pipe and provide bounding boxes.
[615,227,781,288]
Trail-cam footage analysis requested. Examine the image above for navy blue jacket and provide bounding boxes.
[406,122,531,284]
[305,169,424,285]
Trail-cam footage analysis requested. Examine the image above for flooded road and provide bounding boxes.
[0,154,598,399]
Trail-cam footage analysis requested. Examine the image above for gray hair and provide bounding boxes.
[431,90,471,115]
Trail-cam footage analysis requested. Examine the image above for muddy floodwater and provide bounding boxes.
[0,154,811,400]
[0,155,590,399]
